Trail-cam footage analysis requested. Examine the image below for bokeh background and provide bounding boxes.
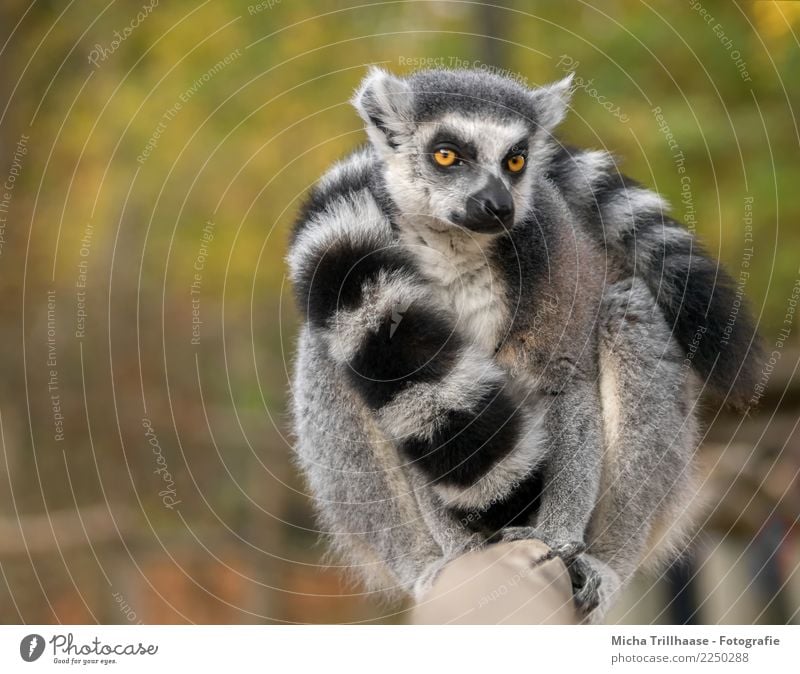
[1,0,798,624]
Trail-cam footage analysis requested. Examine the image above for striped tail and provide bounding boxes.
[547,144,762,409]
[288,161,545,510]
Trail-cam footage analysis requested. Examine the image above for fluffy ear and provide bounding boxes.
[351,67,414,150]
[529,73,574,131]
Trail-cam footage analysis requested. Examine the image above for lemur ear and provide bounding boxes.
[529,73,574,131]
[352,67,414,151]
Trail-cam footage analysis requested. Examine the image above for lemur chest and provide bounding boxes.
[402,230,508,354]
[437,265,507,353]
[402,222,602,391]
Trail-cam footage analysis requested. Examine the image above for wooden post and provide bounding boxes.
[412,539,578,624]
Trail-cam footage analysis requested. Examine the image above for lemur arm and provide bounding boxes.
[534,383,603,545]
[288,185,545,512]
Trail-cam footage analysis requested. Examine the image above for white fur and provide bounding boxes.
[601,187,670,235]
[401,225,508,354]
[352,67,415,155]
[599,349,622,450]
[529,72,574,131]
[573,150,616,194]
[317,147,373,191]
[377,112,539,354]
[377,347,505,441]
[286,188,390,282]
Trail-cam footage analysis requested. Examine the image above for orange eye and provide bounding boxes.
[507,154,526,172]
[433,148,457,167]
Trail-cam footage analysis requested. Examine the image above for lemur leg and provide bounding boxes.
[587,277,700,619]
[293,328,480,599]
[499,273,702,620]
[500,379,609,615]
[535,382,603,545]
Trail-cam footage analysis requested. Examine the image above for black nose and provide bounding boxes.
[480,196,513,220]
[462,176,515,233]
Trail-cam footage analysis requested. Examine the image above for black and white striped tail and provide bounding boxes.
[288,157,545,510]
[547,144,761,408]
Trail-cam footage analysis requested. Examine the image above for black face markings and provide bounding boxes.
[504,138,529,160]
[398,384,523,487]
[503,138,529,175]
[424,128,532,183]
[426,132,478,167]
[346,307,461,409]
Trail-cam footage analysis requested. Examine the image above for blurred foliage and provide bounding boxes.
[0,0,798,623]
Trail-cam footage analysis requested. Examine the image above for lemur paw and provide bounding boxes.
[545,540,587,564]
[493,527,603,616]
[494,526,585,563]
[566,553,602,616]
[493,527,586,567]
[542,545,602,616]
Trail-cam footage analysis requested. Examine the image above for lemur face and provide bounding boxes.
[396,113,532,234]
[352,67,573,235]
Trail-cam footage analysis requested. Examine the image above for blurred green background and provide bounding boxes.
[0,0,798,624]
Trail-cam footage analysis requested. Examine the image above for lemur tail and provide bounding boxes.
[635,221,761,410]
[548,145,762,410]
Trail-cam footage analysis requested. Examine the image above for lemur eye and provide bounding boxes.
[507,154,526,172]
[433,148,458,167]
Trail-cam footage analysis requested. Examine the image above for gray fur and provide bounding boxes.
[287,67,726,621]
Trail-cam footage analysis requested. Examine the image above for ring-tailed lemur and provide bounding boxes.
[287,68,759,620]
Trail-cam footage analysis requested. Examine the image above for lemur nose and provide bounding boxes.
[481,198,512,219]
[461,175,515,233]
